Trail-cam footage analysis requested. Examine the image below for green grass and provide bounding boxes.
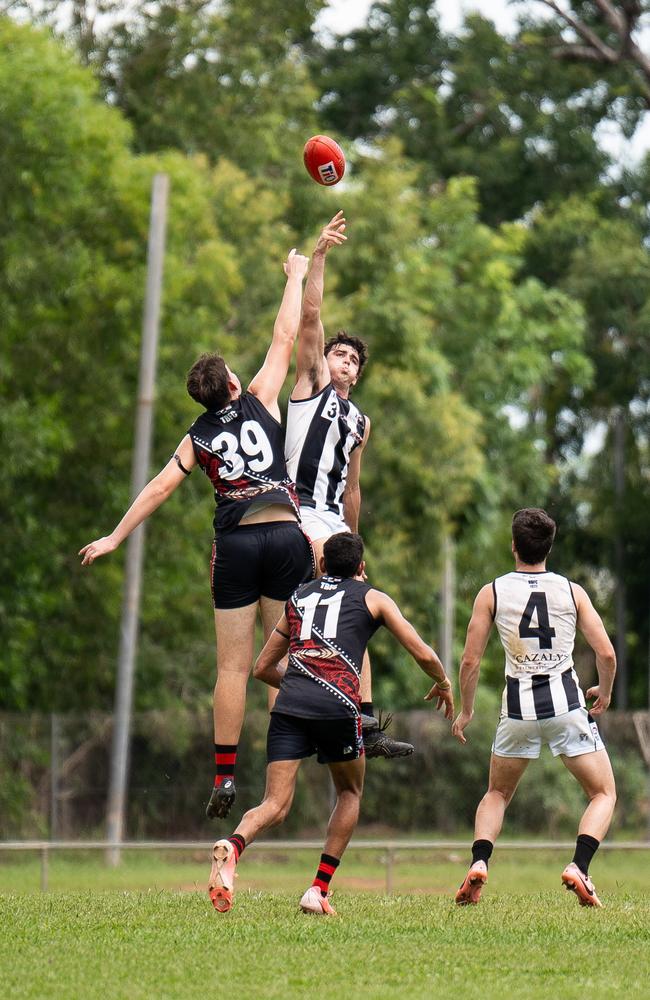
[1,851,649,999]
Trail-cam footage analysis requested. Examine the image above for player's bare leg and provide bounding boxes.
[300,757,366,916]
[562,749,616,839]
[235,760,302,842]
[260,595,287,713]
[310,534,414,758]
[206,602,257,820]
[560,750,616,907]
[209,760,301,912]
[456,754,529,904]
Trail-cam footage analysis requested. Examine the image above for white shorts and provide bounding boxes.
[492,707,605,759]
[299,507,350,543]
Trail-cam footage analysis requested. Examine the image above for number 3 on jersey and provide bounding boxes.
[210,420,273,480]
[297,591,344,640]
[518,592,556,649]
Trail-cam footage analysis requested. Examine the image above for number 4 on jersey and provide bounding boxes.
[518,592,556,649]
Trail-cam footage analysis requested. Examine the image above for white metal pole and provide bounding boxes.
[106,173,169,866]
[613,407,627,708]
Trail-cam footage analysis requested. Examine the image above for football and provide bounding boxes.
[303,135,346,186]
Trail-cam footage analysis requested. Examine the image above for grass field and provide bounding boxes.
[1,848,649,1000]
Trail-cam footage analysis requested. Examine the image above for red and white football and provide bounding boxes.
[303,135,346,186]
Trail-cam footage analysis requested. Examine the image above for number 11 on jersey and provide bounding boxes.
[297,591,344,640]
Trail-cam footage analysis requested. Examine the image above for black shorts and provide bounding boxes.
[267,711,364,765]
[210,521,313,610]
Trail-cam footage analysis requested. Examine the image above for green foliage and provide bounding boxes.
[2,1,649,715]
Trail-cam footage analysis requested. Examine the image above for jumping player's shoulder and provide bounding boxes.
[291,373,330,403]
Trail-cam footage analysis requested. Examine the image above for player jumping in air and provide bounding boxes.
[207,532,454,915]
[284,211,414,758]
[79,248,314,821]
[452,508,617,907]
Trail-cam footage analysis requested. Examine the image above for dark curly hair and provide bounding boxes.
[512,508,556,565]
[324,330,369,378]
[323,532,365,578]
[186,353,231,411]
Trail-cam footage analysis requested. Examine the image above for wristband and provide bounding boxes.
[437,677,451,691]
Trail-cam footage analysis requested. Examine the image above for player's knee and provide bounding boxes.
[602,782,617,807]
[215,662,250,677]
[488,786,514,807]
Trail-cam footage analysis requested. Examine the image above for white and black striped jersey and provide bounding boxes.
[285,384,367,518]
[493,571,585,721]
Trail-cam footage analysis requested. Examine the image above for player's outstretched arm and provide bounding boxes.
[293,211,347,400]
[247,249,309,418]
[79,434,196,565]
[572,582,617,716]
[452,584,494,744]
[366,590,454,720]
[342,418,370,533]
[253,615,291,688]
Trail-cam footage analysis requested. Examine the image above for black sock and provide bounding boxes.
[214,743,237,788]
[312,853,340,896]
[573,834,599,875]
[361,702,374,717]
[471,839,493,867]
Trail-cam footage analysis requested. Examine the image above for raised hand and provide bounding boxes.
[283,247,310,279]
[79,535,117,566]
[315,210,347,254]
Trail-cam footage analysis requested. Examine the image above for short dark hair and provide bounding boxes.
[324,331,369,378]
[512,508,557,565]
[323,532,365,578]
[186,353,231,411]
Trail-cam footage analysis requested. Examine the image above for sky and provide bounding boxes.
[318,0,521,35]
[317,0,650,168]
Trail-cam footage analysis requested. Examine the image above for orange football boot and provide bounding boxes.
[455,860,488,905]
[561,862,602,908]
[208,839,237,912]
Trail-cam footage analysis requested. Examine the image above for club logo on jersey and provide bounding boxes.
[299,648,339,661]
[528,578,539,588]
[225,483,276,501]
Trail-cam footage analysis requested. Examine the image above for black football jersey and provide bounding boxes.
[188,392,299,535]
[273,576,381,719]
